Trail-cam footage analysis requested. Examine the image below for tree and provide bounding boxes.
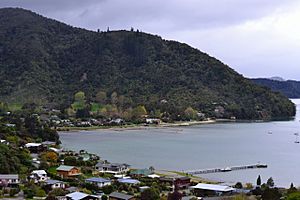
[132,105,147,119]
[141,188,160,200]
[41,152,58,163]
[257,175,261,186]
[184,107,198,120]
[36,188,46,197]
[234,182,243,189]
[96,91,107,104]
[287,192,300,200]
[261,187,281,200]
[149,166,155,172]
[74,91,86,102]
[101,195,108,200]
[287,183,298,194]
[102,185,114,194]
[167,190,182,200]
[111,92,118,105]
[64,156,77,166]
[266,177,274,188]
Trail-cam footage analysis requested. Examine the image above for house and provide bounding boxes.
[109,192,135,200]
[145,118,161,124]
[56,165,81,178]
[0,139,9,145]
[85,177,111,188]
[44,179,65,191]
[109,118,125,125]
[159,175,191,189]
[129,169,152,177]
[30,170,48,183]
[117,178,140,185]
[190,183,235,197]
[42,141,56,146]
[66,192,99,200]
[25,143,46,153]
[95,162,130,174]
[0,174,20,187]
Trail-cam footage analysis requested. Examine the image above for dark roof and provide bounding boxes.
[109,192,134,200]
[85,177,111,183]
[46,179,63,185]
[0,174,19,179]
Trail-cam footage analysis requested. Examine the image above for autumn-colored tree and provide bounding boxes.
[132,105,147,119]
[41,152,58,163]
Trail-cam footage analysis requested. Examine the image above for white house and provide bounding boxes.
[45,179,65,190]
[30,170,48,183]
[95,162,130,174]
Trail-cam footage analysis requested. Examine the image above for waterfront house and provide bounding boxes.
[109,192,135,200]
[45,179,65,191]
[95,162,130,174]
[190,183,235,197]
[85,177,111,188]
[25,143,46,153]
[66,191,99,200]
[56,165,81,178]
[0,174,20,187]
[29,170,48,183]
[159,175,191,189]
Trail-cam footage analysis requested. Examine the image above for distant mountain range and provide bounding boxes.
[252,78,300,98]
[0,8,295,119]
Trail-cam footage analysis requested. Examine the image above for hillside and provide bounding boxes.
[0,8,296,120]
[252,78,300,98]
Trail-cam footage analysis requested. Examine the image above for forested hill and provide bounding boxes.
[0,8,295,119]
[252,78,300,98]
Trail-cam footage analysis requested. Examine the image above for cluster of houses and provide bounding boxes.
[0,160,238,199]
[0,133,239,199]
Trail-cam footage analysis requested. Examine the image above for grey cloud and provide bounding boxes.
[0,0,299,79]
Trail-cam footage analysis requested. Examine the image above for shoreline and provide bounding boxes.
[57,119,218,132]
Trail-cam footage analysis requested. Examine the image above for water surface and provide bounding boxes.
[60,99,300,187]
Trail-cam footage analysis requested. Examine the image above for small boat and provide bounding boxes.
[268,131,272,134]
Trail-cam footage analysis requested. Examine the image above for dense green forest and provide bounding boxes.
[252,78,300,98]
[0,8,295,120]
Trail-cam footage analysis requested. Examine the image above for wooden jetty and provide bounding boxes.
[184,163,267,175]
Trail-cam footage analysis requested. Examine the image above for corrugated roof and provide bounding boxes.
[190,183,235,192]
[25,143,42,147]
[0,174,19,179]
[31,170,47,175]
[56,165,76,171]
[86,177,111,183]
[66,192,89,200]
[46,179,63,185]
[118,178,140,184]
[109,192,134,200]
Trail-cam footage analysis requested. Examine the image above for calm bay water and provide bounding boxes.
[60,99,300,187]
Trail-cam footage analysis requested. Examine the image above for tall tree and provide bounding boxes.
[257,175,262,186]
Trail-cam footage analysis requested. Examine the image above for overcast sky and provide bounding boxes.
[1,0,300,80]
